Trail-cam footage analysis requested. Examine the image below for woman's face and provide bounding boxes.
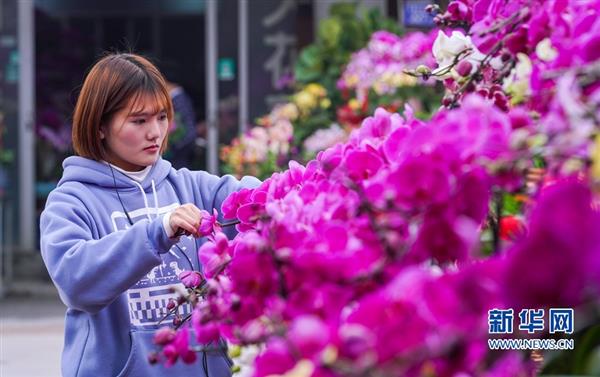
[101,95,169,171]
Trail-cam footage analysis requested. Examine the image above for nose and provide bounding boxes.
[147,118,162,141]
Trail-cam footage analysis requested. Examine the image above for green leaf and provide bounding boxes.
[502,193,522,216]
[584,346,600,375]
[329,2,357,19]
[533,155,546,168]
[318,18,343,48]
[542,324,600,375]
[294,46,323,83]
[575,325,600,374]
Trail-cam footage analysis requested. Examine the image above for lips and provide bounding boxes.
[144,145,159,152]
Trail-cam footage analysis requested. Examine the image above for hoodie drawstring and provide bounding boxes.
[130,180,153,221]
[151,180,159,218]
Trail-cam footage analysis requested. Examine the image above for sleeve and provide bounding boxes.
[192,171,261,239]
[40,189,178,314]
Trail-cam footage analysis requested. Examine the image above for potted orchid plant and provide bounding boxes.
[154,0,600,375]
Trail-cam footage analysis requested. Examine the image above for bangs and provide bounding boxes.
[125,67,172,118]
[127,89,170,117]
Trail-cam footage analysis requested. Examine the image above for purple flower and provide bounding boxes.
[198,232,231,278]
[198,209,219,237]
[411,209,476,264]
[343,148,384,181]
[434,94,512,161]
[163,327,196,366]
[288,315,330,359]
[503,180,600,309]
[162,344,178,367]
[581,33,600,63]
[284,283,352,321]
[507,107,531,129]
[423,261,503,334]
[346,285,431,363]
[253,338,296,376]
[191,309,221,344]
[235,318,269,343]
[236,202,263,225]
[452,167,491,223]
[448,1,472,22]
[527,9,550,46]
[505,26,528,54]
[229,233,277,298]
[153,326,176,345]
[391,152,452,209]
[178,270,205,289]
[221,188,252,219]
[456,60,474,77]
[382,124,411,162]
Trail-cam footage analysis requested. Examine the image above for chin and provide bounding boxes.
[137,157,158,167]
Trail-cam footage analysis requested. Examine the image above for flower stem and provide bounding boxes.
[218,219,241,227]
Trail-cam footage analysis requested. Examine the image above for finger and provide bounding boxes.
[181,204,202,221]
[181,203,200,213]
[171,210,195,230]
[177,211,201,232]
[172,219,198,237]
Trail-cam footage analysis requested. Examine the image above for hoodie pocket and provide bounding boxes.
[115,332,137,377]
[115,329,233,377]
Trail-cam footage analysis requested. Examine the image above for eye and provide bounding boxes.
[159,113,168,121]
[132,119,145,125]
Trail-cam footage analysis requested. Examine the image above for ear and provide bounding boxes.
[99,127,105,139]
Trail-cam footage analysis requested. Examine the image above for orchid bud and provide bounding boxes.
[167,298,176,310]
[442,96,453,107]
[153,327,176,345]
[477,88,490,98]
[181,350,197,364]
[148,351,160,365]
[228,344,242,358]
[179,270,205,289]
[425,4,439,13]
[173,314,183,326]
[416,65,431,75]
[455,60,473,77]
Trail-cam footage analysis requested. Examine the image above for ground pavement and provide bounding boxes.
[0,281,64,377]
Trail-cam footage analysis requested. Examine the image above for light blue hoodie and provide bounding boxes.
[40,156,260,377]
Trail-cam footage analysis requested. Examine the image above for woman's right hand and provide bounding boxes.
[169,203,202,237]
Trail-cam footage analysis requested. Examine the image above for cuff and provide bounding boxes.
[147,216,177,254]
[162,211,177,238]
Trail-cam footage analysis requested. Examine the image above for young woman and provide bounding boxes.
[40,53,260,377]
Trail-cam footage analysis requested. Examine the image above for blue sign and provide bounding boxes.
[403,0,435,28]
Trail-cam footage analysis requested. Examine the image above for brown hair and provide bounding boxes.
[72,53,174,160]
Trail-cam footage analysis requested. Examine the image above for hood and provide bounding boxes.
[59,156,173,192]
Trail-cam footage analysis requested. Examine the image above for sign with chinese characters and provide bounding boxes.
[248,0,299,120]
[487,308,575,350]
[488,308,574,335]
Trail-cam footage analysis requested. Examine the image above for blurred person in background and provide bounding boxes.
[39,53,259,377]
[161,60,201,169]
